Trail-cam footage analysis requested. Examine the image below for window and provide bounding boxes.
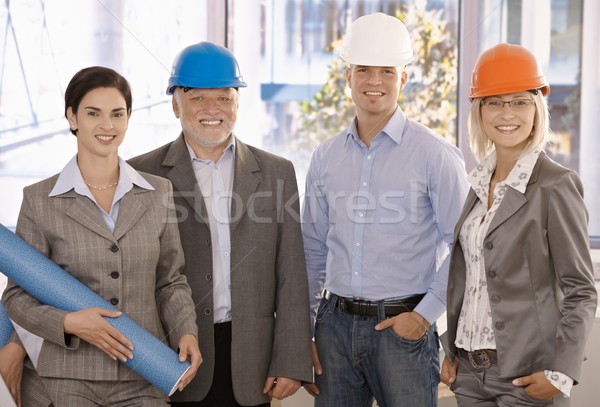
[0,0,211,228]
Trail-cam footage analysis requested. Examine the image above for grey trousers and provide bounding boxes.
[42,377,168,407]
[450,350,569,407]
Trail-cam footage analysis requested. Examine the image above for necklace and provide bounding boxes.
[85,180,118,190]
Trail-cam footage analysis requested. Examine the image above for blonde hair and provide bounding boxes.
[468,91,550,163]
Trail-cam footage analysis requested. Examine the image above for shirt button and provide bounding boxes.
[358,213,364,217]
[355,242,360,247]
[110,271,120,279]
[110,244,119,253]
[354,272,359,276]
[367,155,372,160]
[224,252,229,257]
[204,308,212,316]
[485,242,493,250]
[362,182,367,187]
[495,321,505,331]
[110,298,119,305]
[206,273,212,281]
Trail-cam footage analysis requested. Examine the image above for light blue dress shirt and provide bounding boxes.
[302,108,468,324]
[187,138,236,324]
[49,155,154,232]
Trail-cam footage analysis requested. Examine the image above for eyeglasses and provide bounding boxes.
[480,98,535,111]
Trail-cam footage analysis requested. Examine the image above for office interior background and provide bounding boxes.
[0,0,598,405]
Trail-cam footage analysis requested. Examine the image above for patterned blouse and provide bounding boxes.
[455,147,572,396]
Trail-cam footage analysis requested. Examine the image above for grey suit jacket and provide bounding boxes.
[445,152,597,383]
[129,135,313,405]
[3,172,198,382]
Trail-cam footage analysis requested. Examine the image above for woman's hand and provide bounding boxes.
[176,334,202,391]
[440,355,458,386]
[0,342,27,406]
[513,371,561,400]
[64,307,133,362]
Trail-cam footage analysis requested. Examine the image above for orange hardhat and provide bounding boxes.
[470,43,550,99]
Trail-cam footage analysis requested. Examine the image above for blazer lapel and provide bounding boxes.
[113,188,148,240]
[164,135,209,222]
[486,153,544,237]
[486,188,527,236]
[65,194,116,243]
[230,138,260,233]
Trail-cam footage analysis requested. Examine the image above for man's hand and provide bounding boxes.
[513,371,561,400]
[64,307,133,362]
[303,341,321,397]
[176,334,202,391]
[263,376,301,400]
[374,311,430,340]
[0,342,27,406]
[440,355,458,386]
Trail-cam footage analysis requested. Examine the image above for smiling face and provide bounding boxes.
[172,87,239,155]
[67,87,128,161]
[345,65,407,119]
[480,91,536,156]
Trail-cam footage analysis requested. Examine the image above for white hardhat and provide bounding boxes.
[339,13,413,67]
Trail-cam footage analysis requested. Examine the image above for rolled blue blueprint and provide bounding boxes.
[0,302,13,348]
[0,223,189,396]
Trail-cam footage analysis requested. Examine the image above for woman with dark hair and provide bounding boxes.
[3,66,201,406]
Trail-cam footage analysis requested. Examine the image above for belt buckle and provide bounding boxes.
[468,350,492,369]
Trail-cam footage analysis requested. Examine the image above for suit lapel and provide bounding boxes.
[65,194,116,243]
[485,188,528,236]
[113,188,148,240]
[486,152,544,237]
[164,135,209,222]
[230,138,260,233]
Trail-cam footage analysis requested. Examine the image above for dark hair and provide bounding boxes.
[64,66,132,135]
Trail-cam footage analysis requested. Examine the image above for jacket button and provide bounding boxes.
[490,295,501,304]
[206,238,211,247]
[205,273,212,281]
[485,242,493,250]
[110,298,119,305]
[110,244,119,253]
[110,271,120,279]
[204,308,212,316]
[487,270,496,278]
[495,321,505,330]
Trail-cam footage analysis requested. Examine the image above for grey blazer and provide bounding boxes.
[445,152,597,383]
[3,172,198,382]
[129,135,313,405]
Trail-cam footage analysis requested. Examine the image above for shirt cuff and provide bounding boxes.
[544,370,573,397]
[413,293,444,325]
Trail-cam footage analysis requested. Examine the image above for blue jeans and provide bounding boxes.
[314,295,439,407]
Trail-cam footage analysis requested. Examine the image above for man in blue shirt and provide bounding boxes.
[302,13,468,406]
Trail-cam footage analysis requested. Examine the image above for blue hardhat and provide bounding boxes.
[166,42,247,94]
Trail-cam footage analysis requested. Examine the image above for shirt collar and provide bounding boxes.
[345,107,406,147]
[468,148,542,199]
[49,155,154,197]
[185,135,236,163]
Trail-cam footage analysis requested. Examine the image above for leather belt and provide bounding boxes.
[458,348,497,369]
[324,290,425,317]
